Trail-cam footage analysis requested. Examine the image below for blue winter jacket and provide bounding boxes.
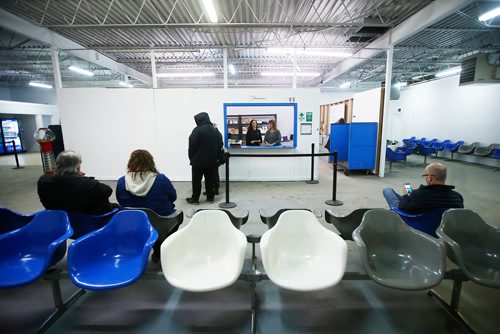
[116,173,176,216]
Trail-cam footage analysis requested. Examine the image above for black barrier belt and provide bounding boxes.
[219,150,343,208]
[229,152,336,158]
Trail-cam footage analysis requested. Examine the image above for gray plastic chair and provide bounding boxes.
[325,208,374,240]
[353,209,446,290]
[473,143,500,157]
[186,208,249,229]
[436,209,500,288]
[259,208,322,229]
[123,208,183,261]
[457,142,479,154]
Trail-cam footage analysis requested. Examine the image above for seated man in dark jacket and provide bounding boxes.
[38,150,119,215]
[382,162,464,214]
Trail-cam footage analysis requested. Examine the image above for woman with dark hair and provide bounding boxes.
[245,119,262,146]
[116,149,177,216]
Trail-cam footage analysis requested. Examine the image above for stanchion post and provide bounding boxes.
[219,152,236,208]
[12,140,24,170]
[306,143,318,184]
[325,151,343,206]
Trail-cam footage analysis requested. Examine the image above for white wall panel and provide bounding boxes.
[59,87,320,181]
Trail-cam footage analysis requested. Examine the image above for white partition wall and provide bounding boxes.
[387,76,500,145]
[60,88,157,179]
[59,87,320,181]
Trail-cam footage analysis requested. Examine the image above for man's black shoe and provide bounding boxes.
[186,197,200,205]
[214,189,220,195]
[207,198,215,203]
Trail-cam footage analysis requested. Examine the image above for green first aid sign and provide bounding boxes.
[306,112,312,121]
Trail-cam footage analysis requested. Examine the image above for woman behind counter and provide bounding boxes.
[245,119,262,146]
[264,119,281,146]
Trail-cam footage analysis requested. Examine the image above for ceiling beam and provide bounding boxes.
[0,8,152,85]
[322,0,475,84]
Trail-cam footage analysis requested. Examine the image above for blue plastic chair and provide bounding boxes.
[395,142,416,155]
[67,208,119,239]
[493,149,500,159]
[417,145,436,164]
[0,207,41,234]
[391,207,449,237]
[443,140,464,159]
[420,138,438,147]
[0,210,72,288]
[386,147,407,171]
[68,210,157,290]
[431,140,451,157]
[402,136,416,145]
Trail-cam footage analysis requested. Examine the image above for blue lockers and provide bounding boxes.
[329,122,377,172]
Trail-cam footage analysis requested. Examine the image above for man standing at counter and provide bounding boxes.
[186,112,223,204]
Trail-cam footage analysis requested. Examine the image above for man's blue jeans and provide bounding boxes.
[382,187,402,208]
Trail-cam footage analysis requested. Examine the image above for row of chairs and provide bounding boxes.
[1,207,499,332]
[402,137,500,159]
[0,209,500,291]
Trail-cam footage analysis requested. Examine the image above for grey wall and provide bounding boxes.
[8,87,57,105]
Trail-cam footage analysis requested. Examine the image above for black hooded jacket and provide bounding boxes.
[188,112,223,167]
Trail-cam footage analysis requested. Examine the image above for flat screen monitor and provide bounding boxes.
[1,119,23,153]
[223,103,297,149]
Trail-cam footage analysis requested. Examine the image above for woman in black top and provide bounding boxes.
[246,119,262,146]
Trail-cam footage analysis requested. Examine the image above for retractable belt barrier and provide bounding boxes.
[219,143,343,208]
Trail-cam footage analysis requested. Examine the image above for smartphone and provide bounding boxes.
[404,183,413,194]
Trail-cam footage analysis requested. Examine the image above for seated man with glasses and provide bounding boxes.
[382,162,464,214]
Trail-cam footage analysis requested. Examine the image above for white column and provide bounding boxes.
[378,44,394,177]
[292,49,297,89]
[223,48,228,89]
[150,49,158,88]
[50,46,62,124]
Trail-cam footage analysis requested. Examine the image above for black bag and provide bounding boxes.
[218,149,227,165]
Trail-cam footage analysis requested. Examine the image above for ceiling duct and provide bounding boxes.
[459,53,500,86]
[347,18,390,43]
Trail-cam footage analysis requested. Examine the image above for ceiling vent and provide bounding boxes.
[459,53,500,86]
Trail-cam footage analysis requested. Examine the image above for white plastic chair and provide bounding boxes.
[260,210,347,291]
[161,210,247,292]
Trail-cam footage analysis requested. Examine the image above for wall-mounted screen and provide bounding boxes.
[223,103,297,149]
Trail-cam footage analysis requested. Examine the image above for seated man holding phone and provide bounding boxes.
[382,162,464,214]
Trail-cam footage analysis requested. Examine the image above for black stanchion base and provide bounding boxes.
[325,199,344,206]
[13,166,25,169]
[219,202,237,209]
[305,180,319,184]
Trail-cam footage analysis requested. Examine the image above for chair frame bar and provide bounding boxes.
[35,235,477,334]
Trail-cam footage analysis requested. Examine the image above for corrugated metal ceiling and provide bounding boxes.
[0,0,498,88]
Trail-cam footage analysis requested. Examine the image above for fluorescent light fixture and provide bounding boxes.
[202,0,218,23]
[339,82,351,88]
[68,65,94,76]
[119,81,133,88]
[156,72,216,78]
[228,64,236,75]
[395,82,407,88]
[478,6,500,21]
[435,66,461,78]
[261,72,320,77]
[266,48,351,58]
[29,82,52,89]
[412,75,424,80]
